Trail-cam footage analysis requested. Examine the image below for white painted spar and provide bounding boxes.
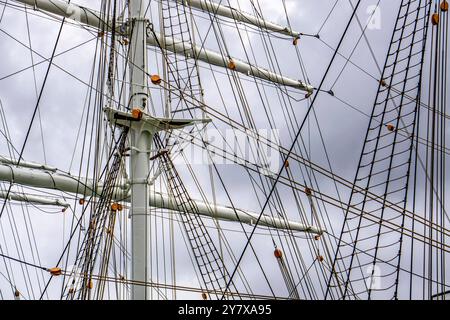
[0,162,123,197]
[0,191,69,208]
[13,0,314,93]
[14,0,105,27]
[0,156,57,171]
[146,32,314,92]
[175,0,301,38]
[0,163,323,234]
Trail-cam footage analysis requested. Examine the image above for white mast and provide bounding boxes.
[128,0,151,300]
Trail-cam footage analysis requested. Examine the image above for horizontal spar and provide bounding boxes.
[147,32,313,92]
[0,191,69,208]
[0,156,57,171]
[14,0,105,27]
[175,0,302,38]
[13,0,313,92]
[0,163,322,234]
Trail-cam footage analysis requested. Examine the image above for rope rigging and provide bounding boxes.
[0,0,448,301]
[154,133,240,300]
[327,0,440,300]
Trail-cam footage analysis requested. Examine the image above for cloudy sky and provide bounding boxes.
[0,0,447,300]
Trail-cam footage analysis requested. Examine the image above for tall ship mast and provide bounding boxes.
[0,0,448,300]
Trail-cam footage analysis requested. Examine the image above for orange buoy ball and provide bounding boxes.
[386,124,395,132]
[274,248,283,259]
[228,59,236,70]
[48,267,62,276]
[131,108,143,120]
[432,13,440,25]
[111,202,119,211]
[305,187,312,196]
[150,74,162,85]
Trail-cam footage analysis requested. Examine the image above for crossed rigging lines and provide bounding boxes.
[0,0,71,299]
[0,0,448,300]
[328,0,449,300]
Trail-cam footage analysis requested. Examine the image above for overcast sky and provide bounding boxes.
[0,0,448,300]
